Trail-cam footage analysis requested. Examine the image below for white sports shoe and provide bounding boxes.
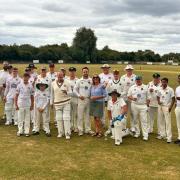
[5,121,10,126]
[167,139,172,143]
[134,134,140,138]
[78,131,83,136]
[143,137,148,141]
[156,135,165,140]
[57,134,63,138]
[105,129,111,136]
[14,122,18,126]
[86,130,95,135]
[66,135,70,140]
[115,140,121,146]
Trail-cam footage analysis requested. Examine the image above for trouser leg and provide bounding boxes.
[131,103,140,136]
[139,105,148,139]
[114,121,123,144]
[63,103,71,136]
[18,108,25,134]
[84,99,91,133]
[42,109,50,134]
[34,109,41,132]
[158,106,166,137]
[24,108,31,134]
[175,107,180,140]
[56,108,64,136]
[77,99,85,132]
[163,106,172,141]
[5,102,13,124]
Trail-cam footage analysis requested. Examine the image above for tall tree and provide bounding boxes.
[72,27,97,63]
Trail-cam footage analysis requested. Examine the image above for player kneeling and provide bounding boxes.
[107,90,129,146]
[33,81,51,137]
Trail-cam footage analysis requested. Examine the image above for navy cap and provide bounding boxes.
[153,73,160,78]
[135,75,142,80]
[69,67,76,72]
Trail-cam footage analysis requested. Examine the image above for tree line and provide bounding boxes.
[0,27,179,63]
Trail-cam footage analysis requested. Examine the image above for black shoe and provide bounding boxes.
[32,131,40,135]
[174,139,180,144]
[46,133,51,137]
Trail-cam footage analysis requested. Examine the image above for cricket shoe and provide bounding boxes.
[115,140,121,146]
[167,139,172,144]
[78,131,83,136]
[46,133,51,137]
[85,130,95,135]
[104,129,111,136]
[17,132,23,137]
[174,139,180,144]
[5,121,11,126]
[143,137,148,141]
[14,122,18,126]
[156,135,166,140]
[134,134,140,138]
[57,134,63,138]
[32,131,40,135]
[66,133,71,140]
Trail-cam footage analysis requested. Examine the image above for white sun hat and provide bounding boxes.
[101,64,111,68]
[124,64,134,70]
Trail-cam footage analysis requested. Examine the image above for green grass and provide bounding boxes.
[0,64,180,180]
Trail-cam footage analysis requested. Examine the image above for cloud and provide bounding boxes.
[0,0,180,54]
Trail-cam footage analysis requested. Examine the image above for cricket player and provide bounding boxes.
[15,73,34,137]
[3,68,21,125]
[105,69,123,135]
[147,73,161,134]
[47,63,57,82]
[107,90,129,145]
[33,67,51,127]
[127,75,149,141]
[33,81,51,137]
[26,63,38,79]
[99,64,114,126]
[0,61,10,101]
[174,75,180,144]
[67,67,79,132]
[120,65,136,132]
[74,67,94,136]
[157,78,175,143]
[50,70,72,139]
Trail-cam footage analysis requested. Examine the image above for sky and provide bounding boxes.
[0,0,180,55]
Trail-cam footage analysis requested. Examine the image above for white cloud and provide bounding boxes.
[0,0,180,54]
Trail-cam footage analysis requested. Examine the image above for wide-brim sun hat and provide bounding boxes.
[108,89,121,97]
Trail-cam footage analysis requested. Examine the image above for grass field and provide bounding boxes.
[0,64,180,180]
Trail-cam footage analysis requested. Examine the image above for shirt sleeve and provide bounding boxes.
[176,88,180,97]
[16,85,20,95]
[170,88,175,98]
[107,101,111,111]
[50,83,54,105]
[127,87,132,97]
[74,80,80,97]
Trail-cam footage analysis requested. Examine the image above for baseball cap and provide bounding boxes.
[69,67,76,72]
[153,73,160,78]
[101,64,111,68]
[135,75,142,80]
[125,65,134,70]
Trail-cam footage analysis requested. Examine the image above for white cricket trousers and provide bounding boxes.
[5,102,17,124]
[175,107,180,140]
[77,98,91,133]
[56,103,71,136]
[126,101,134,131]
[147,106,159,133]
[158,105,172,141]
[113,119,126,144]
[70,97,78,130]
[131,103,148,138]
[18,107,31,134]
[34,108,50,133]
